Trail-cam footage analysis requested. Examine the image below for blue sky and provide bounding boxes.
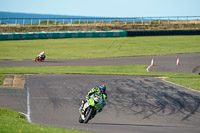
[0,0,199,17]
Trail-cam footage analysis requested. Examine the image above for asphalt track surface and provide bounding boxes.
[0,53,200,133]
[0,53,200,74]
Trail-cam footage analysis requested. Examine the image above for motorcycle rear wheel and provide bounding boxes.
[41,57,45,62]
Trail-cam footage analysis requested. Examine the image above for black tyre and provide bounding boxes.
[41,57,45,62]
[79,115,84,123]
[84,107,94,124]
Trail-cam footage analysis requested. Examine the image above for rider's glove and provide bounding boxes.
[86,95,89,100]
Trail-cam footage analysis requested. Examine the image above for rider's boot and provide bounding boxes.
[79,100,85,114]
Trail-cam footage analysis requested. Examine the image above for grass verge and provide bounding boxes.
[0,107,89,133]
[0,74,6,85]
[0,36,200,60]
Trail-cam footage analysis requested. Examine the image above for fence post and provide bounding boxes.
[186,16,188,24]
[86,18,88,26]
[141,17,143,25]
[7,18,9,25]
[168,17,170,24]
[39,18,41,26]
[94,18,96,27]
[15,19,17,26]
[149,17,152,25]
[63,18,65,25]
[23,18,25,26]
[79,18,81,26]
[31,18,33,25]
[132,18,134,25]
[102,18,104,27]
[55,18,57,25]
[176,17,179,24]
[195,16,198,25]
[125,18,126,25]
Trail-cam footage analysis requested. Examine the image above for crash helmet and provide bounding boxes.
[98,84,106,93]
[40,51,45,56]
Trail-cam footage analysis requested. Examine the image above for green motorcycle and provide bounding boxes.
[79,94,104,124]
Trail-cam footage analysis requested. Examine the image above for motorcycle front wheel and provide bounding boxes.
[79,115,84,123]
[35,57,39,62]
[84,107,94,124]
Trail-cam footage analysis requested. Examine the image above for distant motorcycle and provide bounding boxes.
[79,94,104,124]
[35,55,46,62]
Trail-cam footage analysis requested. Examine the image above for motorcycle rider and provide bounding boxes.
[35,51,46,62]
[79,84,107,115]
[38,51,45,59]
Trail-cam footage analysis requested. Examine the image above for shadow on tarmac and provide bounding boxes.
[89,122,188,128]
[100,78,200,121]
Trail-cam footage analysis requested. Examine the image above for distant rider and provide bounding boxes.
[38,51,45,59]
[79,84,107,115]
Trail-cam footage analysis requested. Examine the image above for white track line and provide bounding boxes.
[20,112,29,119]
[146,65,152,72]
[26,76,32,123]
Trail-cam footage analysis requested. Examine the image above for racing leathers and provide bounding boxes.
[80,87,107,114]
[39,51,45,58]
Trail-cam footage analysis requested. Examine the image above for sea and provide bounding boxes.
[0,11,97,24]
[0,11,92,19]
[0,11,198,24]
[0,11,155,24]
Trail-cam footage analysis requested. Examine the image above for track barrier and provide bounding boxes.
[0,30,200,40]
[0,31,127,40]
[127,30,200,37]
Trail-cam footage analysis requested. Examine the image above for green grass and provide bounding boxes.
[0,36,200,60]
[0,65,199,91]
[0,74,6,85]
[0,107,89,133]
[0,65,147,75]
[167,77,200,91]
